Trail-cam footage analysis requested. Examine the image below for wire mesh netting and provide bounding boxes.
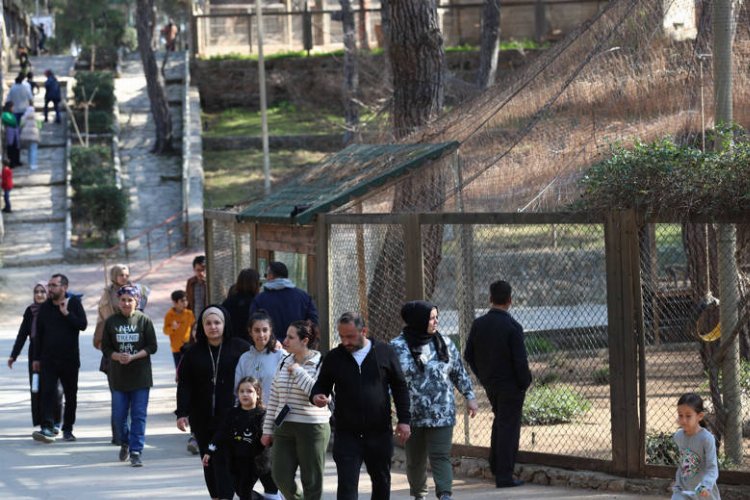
[194,1,602,57]
[328,218,611,459]
[205,216,254,302]
[639,222,750,470]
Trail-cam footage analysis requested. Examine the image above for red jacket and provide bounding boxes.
[1,166,12,190]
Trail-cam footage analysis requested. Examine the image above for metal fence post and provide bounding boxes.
[604,210,642,476]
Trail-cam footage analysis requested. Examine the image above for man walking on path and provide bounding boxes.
[186,255,207,321]
[250,261,318,342]
[311,311,411,500]
[32,274,88,443]
[464,280,531,488]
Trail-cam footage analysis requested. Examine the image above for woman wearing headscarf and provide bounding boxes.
[221,268,261,339]
[93,264,144,445]
[176,305,250,500]
[101,285,158,467]
[7,282,63,433]
[390,300,479,500]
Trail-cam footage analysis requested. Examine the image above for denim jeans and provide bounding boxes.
[112,387,150,453]
[27,142,38,168]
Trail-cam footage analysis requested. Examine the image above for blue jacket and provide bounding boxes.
[249,279,318,341]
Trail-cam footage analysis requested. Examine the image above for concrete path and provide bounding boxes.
[0,55,74,267]
[0,251,665,499]
[116,52,184,243]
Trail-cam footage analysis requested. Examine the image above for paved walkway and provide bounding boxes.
[0,253,663,499]
[0,55,74,266]
[116,52,184,241]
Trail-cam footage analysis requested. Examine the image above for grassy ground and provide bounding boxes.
[203,148,327,208]
[202,103,345,137]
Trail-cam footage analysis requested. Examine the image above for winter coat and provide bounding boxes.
[20,108,40,144]
[250,279,319,342]
[311,338,410,434]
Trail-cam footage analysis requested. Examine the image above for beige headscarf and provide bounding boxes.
[202,306,225,325]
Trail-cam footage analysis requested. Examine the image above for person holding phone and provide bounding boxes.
[32,274,88,443]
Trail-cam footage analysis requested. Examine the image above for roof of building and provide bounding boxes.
[236,142,459,224]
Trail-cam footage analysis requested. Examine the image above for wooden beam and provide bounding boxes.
[315,214,330,353]
[402,213,424,301]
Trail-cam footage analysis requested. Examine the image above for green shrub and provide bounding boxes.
[522,385,591,425]
[535,372,560,386]
[525,335,556,356]
[80,184,128,244]
[645,432,679,465]
[592,366,610,385]
[74,71,115,111]
[70,145,113,189]
[73,110,114,134]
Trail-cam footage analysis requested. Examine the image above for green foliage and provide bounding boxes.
[575,126,750,215]
[56,0,128,50]
[522,385,592,425]
[70,145,113,189]
[121,27,138,52]
[645,431,679,465]
[74,72,116,111]
[201,104,352,137]
[525,335,556,356]
[535,371,560,386]
[592,366,610,385]
[79,185,128,244]
[73,110,115,134]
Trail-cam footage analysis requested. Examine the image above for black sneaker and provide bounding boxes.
[130,452,143,467]
[62,431,76,441]
[32,428,55,443]
[119,444,129,461]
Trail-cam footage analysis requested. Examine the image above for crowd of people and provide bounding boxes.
[6,259,722,499]
[1,60,62,213]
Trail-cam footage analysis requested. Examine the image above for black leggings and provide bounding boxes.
[232,456,278,500]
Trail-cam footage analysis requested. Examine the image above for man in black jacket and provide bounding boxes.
[311,311,411,500]
[31,274,88,443]
[464,280,531,489]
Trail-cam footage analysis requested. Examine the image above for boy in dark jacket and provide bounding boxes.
[311,311,411,500]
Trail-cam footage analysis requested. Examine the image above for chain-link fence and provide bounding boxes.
[639,221,750,473]
[203,208,750,478]
[192,1,604,58]
[326,213,612,464]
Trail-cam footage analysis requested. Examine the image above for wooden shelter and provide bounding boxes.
[203,141,459,340]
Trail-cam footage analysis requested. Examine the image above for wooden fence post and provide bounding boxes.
[402,213,425,301]
[604,210,642,477]
[315,213,331,352]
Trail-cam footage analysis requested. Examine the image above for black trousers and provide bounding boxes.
[40,359,78,432]
[332,429,393,500]
[232,455,278,500]
[194,422,235,499]
[28,358,63,427]
[486,389,525,484]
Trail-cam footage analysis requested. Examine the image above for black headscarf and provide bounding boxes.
[400,300,449,371]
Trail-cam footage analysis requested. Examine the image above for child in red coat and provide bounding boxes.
[2,164,12,213]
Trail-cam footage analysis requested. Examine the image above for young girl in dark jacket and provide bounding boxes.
[203,377,279,500]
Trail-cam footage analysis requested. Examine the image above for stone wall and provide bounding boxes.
[193,50,539,112]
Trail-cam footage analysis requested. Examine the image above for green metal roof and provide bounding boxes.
[236,142,459,224]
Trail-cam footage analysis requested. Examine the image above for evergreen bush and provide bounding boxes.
[70,145,112,189]
[74,71,116,111]
[80,184,128,245]
[522,385,591,425]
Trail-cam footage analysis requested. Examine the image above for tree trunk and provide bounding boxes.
[366,0,446,341]
[476,0,500,89]
[358,0,370,50]
[136,0,174,154]
[340,0,359,145]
